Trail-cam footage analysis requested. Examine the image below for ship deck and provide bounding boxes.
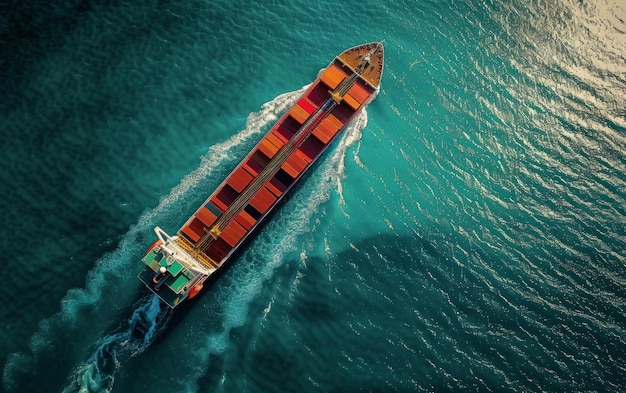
[174,42,384,270]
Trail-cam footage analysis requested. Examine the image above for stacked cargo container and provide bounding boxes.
[178,57,377,267]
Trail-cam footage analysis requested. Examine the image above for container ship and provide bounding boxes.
[138,42,384,308]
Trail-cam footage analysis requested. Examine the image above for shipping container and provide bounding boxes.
[344,93,360,110]
[299,133,326,160]
[204,237,232,262]
[281,160,300,178]
[196,207,218,227]
[182,218,204,242]
[273,168,294,189]
[348,82,371,104]
[211,195,229,213]
[250,186,276,214]
[295,149,312,164]
[320,63,347,89]
[265,178,283,197]
[244,204,262,220]
[266,132,285,150]
[271,130,289,145]
[289,104,311,124]
[276,113,300,141]
[333,100,355,123]
[227,167,254,193]
[216,184,239,208]
[205,202,223,216]
[235,210,256,230]
[307,83,328,107]
[259,139,279,159]
[220,219,247,247]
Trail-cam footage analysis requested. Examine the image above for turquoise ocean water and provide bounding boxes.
[1,0,625,392]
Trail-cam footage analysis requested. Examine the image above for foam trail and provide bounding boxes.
[2,87,307,393]
[62,295,170,393]
[185,110,368,393]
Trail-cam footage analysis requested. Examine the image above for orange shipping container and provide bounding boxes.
[266,132,285,149]
[271,130,289,145]
[281,160,300,179]
[250,186,276,214]
[289,104,310,124]
[347,83,370,104]
[320,64,346,89]
[228,167,254,193]
[258,140,278,159]
[220,220,247,247]
[196,207,218,227]
[344,93,360,110]
[235,210,256,230]
[286,153,307,173]
[313,118,340,144]
[327,114,344,129]
[182,218,204,242]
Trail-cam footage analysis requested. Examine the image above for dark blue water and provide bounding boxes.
[2,0,625,392]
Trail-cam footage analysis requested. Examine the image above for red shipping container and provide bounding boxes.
[228,167,254,193]
[244,160,260,177]
[286,153,306,173]
[295,148,311,164]
[204,237,232,262]
[303,96,319,111]
[265,180,283,197]
[235,210,256,230]
[220,220,247,247]
[211,196,229,212]
[196,207,217,227]
[281,160,300,179]
[297,98,315,114]
[250,186,276,214]
[182,218,203,242]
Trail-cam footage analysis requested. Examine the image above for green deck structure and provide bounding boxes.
[167,274,190,293]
